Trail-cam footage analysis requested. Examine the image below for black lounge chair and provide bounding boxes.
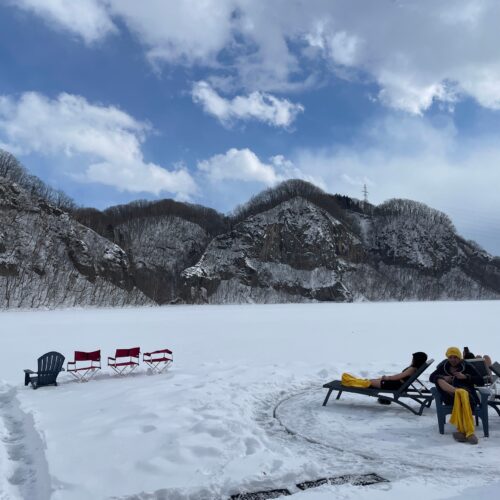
[487,361,500,416]
[24,351,65,389]
[322,359,434,415]
[466,358,494,385]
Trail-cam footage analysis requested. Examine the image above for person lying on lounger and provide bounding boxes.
[341,351,428,389]
[463,346,493,379]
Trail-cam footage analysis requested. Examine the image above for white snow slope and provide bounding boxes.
[0,301,499,500]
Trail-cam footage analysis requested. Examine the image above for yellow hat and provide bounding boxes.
[446,347,462,359]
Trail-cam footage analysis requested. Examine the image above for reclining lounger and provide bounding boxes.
[322,359,434,416]
[487,361,500,416]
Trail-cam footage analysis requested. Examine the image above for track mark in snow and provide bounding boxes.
[0,384,51,500]
[272,388,500,479]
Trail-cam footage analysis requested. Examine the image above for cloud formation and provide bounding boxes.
[0,92,196,198]
[11,0,116,44]
[192,81,304,127]
[197,147,323,188]
[10,0,500,113]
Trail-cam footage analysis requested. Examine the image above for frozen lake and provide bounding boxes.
[1,301,499,499]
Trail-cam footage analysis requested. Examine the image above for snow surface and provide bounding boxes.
[1,301,499,500]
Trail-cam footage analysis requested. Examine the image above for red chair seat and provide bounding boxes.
[110,361,138,367]
[67,365,100,372]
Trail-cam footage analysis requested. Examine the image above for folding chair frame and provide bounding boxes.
[67,350,101,382]
[143,349,173,374]
[108,347,140,376]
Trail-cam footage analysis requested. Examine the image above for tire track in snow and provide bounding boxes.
[253,382,377,481]
[270,388,499,480]
[0,383,51,500]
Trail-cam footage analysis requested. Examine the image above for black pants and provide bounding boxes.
[380,379,404,390]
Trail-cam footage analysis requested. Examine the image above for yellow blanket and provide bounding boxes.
[341,372,371,388]
[449,388,475,438]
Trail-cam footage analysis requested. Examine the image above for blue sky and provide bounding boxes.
[1,1,500,254]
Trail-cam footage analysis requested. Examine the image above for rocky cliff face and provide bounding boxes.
[181,197,363,303]
[181,195,500,304]
[112,215,210,304]
[0,178,151,308]
[1,176,499,308]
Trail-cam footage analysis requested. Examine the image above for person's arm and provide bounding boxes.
[385,367,416,381]
[429,361,446,383]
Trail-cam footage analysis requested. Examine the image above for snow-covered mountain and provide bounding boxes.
[182,191,500,303]
[1,175,499,308]
[0,178,151,308]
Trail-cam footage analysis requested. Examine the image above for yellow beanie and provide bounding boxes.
[446,347,462,359]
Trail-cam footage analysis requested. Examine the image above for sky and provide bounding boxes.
[0,0,500,254]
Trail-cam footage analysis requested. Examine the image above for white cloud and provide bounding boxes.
[198,148,280,185]
[301,0,500,114]
[197,148,322,188]
[0,92,197,198]
[192,81,304,127]
[10,0,116,44]
[10,1,500,113]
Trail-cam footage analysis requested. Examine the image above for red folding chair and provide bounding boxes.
[67,350,101,382]
[108,347,140,375]
[143,349,173,373]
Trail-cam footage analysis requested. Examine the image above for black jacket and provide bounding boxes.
[430,359,483,403]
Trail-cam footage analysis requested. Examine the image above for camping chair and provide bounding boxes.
[322,359,434,416]
[24,351,65,389]
[108,347,140,375]
[67,350,101,382]
[430,386,490,437]
[143,349,173,373]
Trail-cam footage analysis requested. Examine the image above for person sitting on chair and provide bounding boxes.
[341,352,428,390]
[429,347,483,445]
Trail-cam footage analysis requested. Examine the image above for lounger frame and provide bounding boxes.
[322,359,434,415]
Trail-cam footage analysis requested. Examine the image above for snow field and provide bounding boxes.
[0,301,499,499]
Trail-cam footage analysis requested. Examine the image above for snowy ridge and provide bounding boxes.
[2,177,500,308]
[182,195,500,304]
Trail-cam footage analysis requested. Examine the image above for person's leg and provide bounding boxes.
[436,378,456,395]
[483,355,493,377]
[370,378,381,388]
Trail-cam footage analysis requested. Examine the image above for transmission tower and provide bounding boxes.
[363,184,368,204]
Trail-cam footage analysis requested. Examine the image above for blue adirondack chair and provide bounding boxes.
[24,351,65,389]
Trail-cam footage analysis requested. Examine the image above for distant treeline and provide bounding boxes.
[231,179,367,225]
[376,198,455,230]
[2,149,369,241]
[74,199,229,238]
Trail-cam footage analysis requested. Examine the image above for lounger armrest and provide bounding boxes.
[24,369,35,374]
[108,356,116,362]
